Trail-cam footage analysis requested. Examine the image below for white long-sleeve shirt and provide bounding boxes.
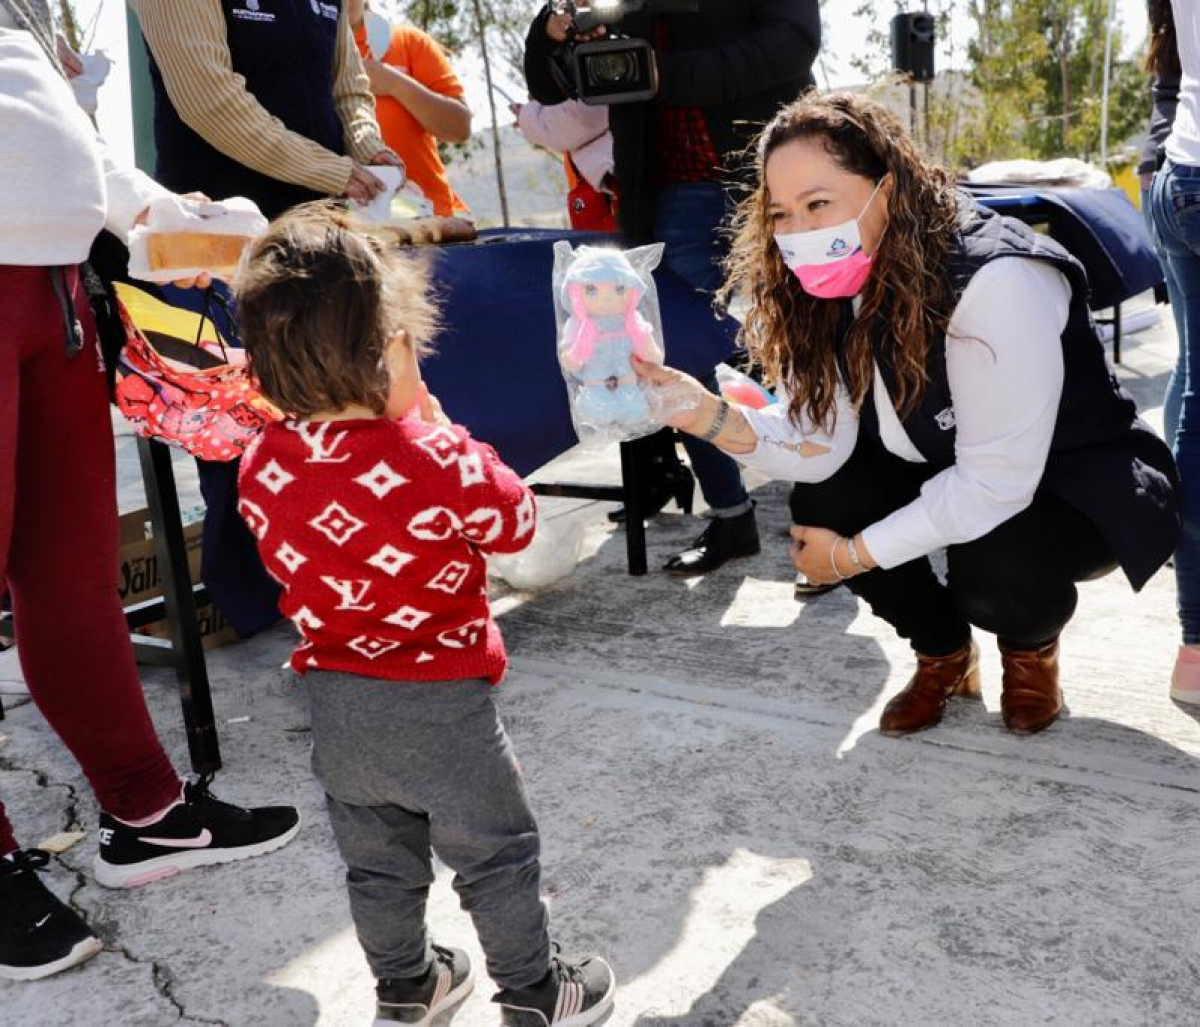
[0,19,170,265]
[1166,0,1200,167]
[738,257,1069,569]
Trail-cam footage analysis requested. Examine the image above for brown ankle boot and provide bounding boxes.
[999,639,1062,734]
[879,640,981,736]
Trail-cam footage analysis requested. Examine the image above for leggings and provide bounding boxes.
[789,439,1118,655]
[0,265,179,854]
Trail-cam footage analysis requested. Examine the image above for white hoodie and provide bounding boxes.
[0,15,169,265]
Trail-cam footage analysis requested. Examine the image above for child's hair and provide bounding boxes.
[235,200,439,417]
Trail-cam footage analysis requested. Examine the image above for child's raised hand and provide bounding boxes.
[417,383,451,426]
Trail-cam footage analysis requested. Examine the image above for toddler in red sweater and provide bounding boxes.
[235,202,614,1027]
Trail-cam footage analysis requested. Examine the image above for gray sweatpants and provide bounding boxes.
[307,673,551,989]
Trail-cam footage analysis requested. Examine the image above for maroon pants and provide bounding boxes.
[0,265,179,854]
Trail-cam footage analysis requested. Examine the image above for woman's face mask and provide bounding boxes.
[773,179,885,299]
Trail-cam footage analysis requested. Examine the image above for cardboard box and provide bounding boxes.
[118,508,237,651]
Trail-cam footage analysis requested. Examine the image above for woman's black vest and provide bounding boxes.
[145,0,346,220]
[860,199,1178,591]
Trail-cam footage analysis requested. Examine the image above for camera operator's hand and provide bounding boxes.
[545,10,607,43]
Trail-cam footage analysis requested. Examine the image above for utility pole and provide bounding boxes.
[1099,0,1116,167]
[470,0,511,227]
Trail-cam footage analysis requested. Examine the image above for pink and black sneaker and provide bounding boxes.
[495,947,615,1027]
[93,774,300,889]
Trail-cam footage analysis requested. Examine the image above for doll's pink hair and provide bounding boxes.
[563,282,652,366]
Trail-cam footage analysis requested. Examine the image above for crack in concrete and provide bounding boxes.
[105,940,230,1027]
[2,733,227,1026]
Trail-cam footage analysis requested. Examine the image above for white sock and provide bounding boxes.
[112,781,185,828]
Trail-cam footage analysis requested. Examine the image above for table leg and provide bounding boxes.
[619,440,649,576]
[137,438,222,774]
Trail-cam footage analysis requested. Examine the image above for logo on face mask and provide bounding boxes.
[827,238,848,258]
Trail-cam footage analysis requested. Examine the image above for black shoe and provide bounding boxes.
[0,849,103,980]
[374,944,474,1025]
[607,466,694,524]
[93,774,300,888]
[794,572,840,599]
[495,949,615,1026]
[663,506,760,576]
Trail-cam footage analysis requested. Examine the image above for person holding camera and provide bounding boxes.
[524,0,821,576]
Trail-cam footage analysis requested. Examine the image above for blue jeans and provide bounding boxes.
[1145,184,1186,445]
[1151,161,1200,641]
[654,182,751,515]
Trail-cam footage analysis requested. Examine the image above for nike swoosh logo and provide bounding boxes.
[136,829,213,849]
[34,914,51,928]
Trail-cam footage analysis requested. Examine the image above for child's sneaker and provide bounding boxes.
[0,849,103,980]
[495,949,615,1027]
[93,774,300,888]
[1172,645,1200,705]
[374,944,474,1025]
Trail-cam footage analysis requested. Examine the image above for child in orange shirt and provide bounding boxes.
[349,0,471,218]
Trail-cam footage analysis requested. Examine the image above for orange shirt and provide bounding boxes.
[354,22,467,217]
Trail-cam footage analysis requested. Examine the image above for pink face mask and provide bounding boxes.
[773,179,884,299]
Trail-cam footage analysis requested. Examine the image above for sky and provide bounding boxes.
[75,0,1150,169]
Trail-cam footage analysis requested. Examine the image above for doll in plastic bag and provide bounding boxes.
[553,242,667,445]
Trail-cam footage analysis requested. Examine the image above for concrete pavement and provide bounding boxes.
[2,297,1197,1026]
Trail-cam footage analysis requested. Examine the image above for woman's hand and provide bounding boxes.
[363,58,399,98]
[545,12,606,43]
[417,383,451,427]
[630,356,712,433]
[790,525,848,586]
[790,526,876,584]
[344,163,388,204]
[55,34,84,78]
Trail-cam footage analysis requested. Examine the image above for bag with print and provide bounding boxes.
[111,282,281,462]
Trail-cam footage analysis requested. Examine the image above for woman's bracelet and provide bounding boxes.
[845,534,867,574]
[699,399,730,442]
[828,544,847,582]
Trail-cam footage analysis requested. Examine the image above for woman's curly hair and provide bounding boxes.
[719,91,962,431]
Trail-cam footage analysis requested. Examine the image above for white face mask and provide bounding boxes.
[772,178,885,271]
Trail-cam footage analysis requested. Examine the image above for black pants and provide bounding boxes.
[790,440,1117,654]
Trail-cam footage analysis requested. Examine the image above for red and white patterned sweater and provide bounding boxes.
[238,416,536,684]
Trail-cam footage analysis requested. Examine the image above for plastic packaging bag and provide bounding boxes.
[715,362,777,409]
[490,513,585,591]
[552,241,673,447]
[127,196,268,284]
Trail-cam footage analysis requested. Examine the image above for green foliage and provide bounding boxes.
[839,1,1149,169]
[964,0,1145,165]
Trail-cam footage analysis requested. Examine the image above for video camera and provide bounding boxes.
[548,0,698,106]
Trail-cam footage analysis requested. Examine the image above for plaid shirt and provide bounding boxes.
[652,19,722,186]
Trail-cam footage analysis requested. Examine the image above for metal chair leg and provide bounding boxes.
[137,437,222,774]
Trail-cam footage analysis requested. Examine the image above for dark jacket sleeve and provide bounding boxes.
[523,5,572,105]
[1139,69,1181,175]
[656,0,821,108]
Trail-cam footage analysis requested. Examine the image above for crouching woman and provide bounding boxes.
[637,92,1179,736]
